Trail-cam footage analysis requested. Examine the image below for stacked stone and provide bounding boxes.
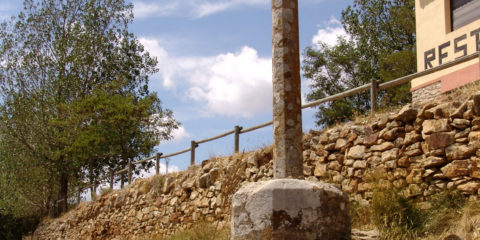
[34,92,480,239]
[301,93,480,204]
[33,155,249,240]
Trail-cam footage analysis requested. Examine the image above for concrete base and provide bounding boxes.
[231,179,351,240]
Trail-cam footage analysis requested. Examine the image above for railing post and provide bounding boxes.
[371,79,378,113]
[77,187,81,204]
[110,171,114,189]
[166,158,169,174]
[234,125,242,153]
[128,161,133,185]
[190,141,198,166]
[156,152,163,175]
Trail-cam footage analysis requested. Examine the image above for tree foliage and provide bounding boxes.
[303,0,416,126]
[0,0,178,220]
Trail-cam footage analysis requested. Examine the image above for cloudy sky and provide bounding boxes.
[1,0,352,174]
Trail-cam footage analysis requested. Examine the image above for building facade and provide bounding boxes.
[412,0,480,104]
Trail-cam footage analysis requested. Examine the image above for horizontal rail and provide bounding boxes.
[115,168,128,175]
[240,120,273,133]
[379,51,480,90]
[133,155,156,165]
[301,84,371,109]
[160,147,191,159]
[196,129,235,144]
[301,51,480,109]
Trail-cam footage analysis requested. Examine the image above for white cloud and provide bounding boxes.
[170,125,190,143]
[186,46,272,117]
[140,37,272,118]
[133,1,181,18]
[134,0,267,18]
[312,17,347,47]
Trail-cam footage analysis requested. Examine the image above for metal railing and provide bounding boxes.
[79,51,480,197]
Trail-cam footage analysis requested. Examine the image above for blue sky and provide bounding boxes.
[0,0,352,175]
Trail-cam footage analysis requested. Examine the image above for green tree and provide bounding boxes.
[0,0,178,218]
[303,0,416,126]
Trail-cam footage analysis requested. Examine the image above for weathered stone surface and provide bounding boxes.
[425,132,455,150]
[271,0,303,178]
[380,127,403,141]
[406,169,423,184]
[397,156,410,168]
[451,118,470,129]
[335,138,348,150]
[314,163,328,177]
[370,142,394,152]
[394,105,417,123]
[381,148,398,162]
[441,160,470,178]
[231,179,350,240]
[347,145,366,160]
[445,144,476,161]
[473,92,480,116]
[457,182,480,194]
[404,131,422,146]
[469,131,480,143]
[423,156,447,168]
[353,161,367,169]
[450,99,469,118]
[422,119,450,135]
[417,102,436,119]
[472,158,480,179]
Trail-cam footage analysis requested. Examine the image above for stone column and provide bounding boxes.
[272,0,303,179]
[231,1,351,239]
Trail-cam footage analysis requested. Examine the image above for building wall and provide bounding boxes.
[412,0,480,101]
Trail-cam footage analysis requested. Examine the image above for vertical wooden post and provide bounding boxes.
[156,152,163,175]
[166,158,169,174]
[76,187,81,204]
[110,171,114,189]
[371,79,378,113]
[90,178,95,199]
[190,141,197,166]
[234,126,242,153]
[128,161,133,185]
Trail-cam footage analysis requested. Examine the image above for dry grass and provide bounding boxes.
[141,221,230,240]
[350,187,480,240]
[421,201,480,240]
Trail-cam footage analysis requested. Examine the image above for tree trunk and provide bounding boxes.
[56,173,68,216]
[89,163,95,200]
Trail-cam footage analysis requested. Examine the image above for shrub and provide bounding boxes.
[0,213,40,240]
[372,188,424,240]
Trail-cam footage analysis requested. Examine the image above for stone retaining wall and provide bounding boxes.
[33,93,480,239]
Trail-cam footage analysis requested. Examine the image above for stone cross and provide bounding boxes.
[230,2,351,238]
[272,0,303,178]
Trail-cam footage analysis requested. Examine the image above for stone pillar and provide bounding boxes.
[231,179,351,239]
[231,1,351,239]
[272,0,303,179]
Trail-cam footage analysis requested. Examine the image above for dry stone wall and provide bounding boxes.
[33,93,480,239]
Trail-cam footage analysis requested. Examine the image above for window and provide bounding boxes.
[451,0,480,31]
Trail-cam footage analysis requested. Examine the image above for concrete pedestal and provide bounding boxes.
[231,179,351,240]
